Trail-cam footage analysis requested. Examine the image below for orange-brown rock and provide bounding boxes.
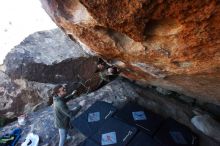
[40,0,220,104]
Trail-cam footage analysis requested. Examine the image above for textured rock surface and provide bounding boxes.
[1,78,137,146]
[1,78,219,146]
[40,0,220,104]
[1,28,102,119]
[0,70,55,119]
[5,28,87,66]
[4,28,98,83]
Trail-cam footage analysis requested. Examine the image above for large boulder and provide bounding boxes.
[40,0,220,104]
[1,28,100,119]
[4,28,98,83]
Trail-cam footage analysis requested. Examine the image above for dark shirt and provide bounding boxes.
[53,94,77,129]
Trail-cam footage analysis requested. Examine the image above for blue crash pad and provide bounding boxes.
[91,118,137,146]
[72,101,117,137]
[154,118,199,146]
[114,102,164,135]
[77,138,99,146]
[128,131,160,146]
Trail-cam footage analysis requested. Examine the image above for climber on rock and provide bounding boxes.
[52,84,85,146]
[96,60,120,87]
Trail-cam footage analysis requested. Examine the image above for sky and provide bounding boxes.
[0,0,57,64]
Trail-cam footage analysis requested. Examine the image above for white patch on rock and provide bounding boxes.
[71,2,97,25]
[0,65,6,72]
[14,79,27,89]
[108,30,145,55]
[191,115,220,142]
[111,60,126,68]
[132,62,166,78]
[24,103,34,114]
[4,112,15,118]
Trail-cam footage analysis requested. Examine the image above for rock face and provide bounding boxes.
[1,28,100,119]
[1,78,137,146]
[2,78,220,146]
[0,70,55,119]
[40,0,220,104]
[4,28,98,83]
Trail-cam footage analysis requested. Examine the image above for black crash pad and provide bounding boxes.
[154,118,199,146]
[91,118,137,146]
[127,131,160,146]
[77,138,99,146]
[72,101,117,137]
[114,102,164,135]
